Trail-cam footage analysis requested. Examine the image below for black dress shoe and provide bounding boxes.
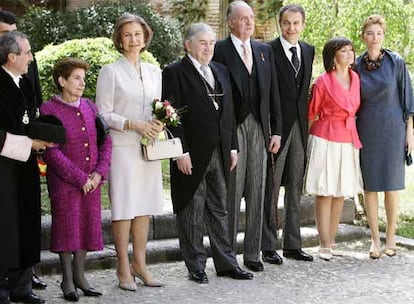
[217,267,253,280]
[10,292,45,304]
[0,297,10,304]
[32,274,47,290]
[262,250,283,265]
[243,260,264,272]
[61,283,79,302]
[74,282,102,297]
[283,249,314,262]
[189,270,208,284]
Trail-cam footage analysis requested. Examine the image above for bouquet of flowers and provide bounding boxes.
[141,99,182,145]
[152,99,181,127]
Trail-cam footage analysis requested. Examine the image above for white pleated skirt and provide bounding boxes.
[303,135,363,197]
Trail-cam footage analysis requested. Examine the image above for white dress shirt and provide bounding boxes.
[280,36,301,64]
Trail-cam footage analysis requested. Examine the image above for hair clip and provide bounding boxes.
[260,53,265,62]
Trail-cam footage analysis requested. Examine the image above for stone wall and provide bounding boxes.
[63,0,277,41]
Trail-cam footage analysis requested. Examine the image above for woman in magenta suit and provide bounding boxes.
[41,58,111,301]
[303,37,363,261]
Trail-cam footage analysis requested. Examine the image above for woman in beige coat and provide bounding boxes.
[96,13,164,291]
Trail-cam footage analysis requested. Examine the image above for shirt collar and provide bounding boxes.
[280,36,301,60]
[2,66,22,88]
[230,34,251,55]
[187,53,203,70]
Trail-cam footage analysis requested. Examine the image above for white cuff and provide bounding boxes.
[1,133,33,162]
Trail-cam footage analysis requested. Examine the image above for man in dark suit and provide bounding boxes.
[213,0,282,272]
[0,32,47,304]
[0,10,47,290]
[261,4,315,263]
[162,22,253,284]
[0,11,42,107]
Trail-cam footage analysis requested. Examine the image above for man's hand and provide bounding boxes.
[32,139,54,154]
[177,154,193,175]
[269,135,281,154]
[230,151,238,171]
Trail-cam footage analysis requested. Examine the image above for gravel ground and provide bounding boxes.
[33,239,414,304]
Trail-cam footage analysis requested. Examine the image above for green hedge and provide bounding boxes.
[36,37,158,101]
[19,1,182,67]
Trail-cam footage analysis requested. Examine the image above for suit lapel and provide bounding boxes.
[251,40,267,102]
[119,56,139,83]
[299,41,312,85]
[221,37,243,95]
[181,56,217,110]
[210,63,226,118]
[273,38,296,87]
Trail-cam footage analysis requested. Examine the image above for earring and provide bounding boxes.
[333,63,336,70]
[120,42,123,49]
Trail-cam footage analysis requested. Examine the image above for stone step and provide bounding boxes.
[36,224,370,275]
[40,197,356,250]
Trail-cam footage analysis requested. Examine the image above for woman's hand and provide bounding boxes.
[407,130,414,152]
[82,178,94,195]
[131,119,164,139]
[407,117,414,152]
[89,172,102,192]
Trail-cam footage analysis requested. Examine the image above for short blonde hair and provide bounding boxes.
[361,14,386,35]
[112,13,153,53]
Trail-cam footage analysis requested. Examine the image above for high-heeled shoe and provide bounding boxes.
[369,243,381,259]
[118,281,137,292]
[60,282,79,302]
[130,265,164,287]
[384,248,397,257]
[318,247,332,261]
[330,244,344,257]
[74,282,102,297]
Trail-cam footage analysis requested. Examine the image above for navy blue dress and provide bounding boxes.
[356,50,414,191]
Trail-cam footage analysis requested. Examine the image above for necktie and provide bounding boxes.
[200,65,218,110]
[241,43,252,74]
[200,64,215,89]
[289,46,300,72]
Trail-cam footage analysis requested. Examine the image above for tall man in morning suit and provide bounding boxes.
[261,4,314,262]
[213,0,282,272]
[162,23,253,284]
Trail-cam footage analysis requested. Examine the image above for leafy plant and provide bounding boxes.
[295,0,414,63]
[36,37,158,100]
[19,0,182,66]
[170,0,209,30]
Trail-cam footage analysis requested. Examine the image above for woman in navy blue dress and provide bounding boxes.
[356,15,414,259]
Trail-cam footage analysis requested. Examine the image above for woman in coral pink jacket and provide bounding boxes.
[41,58,111,301]
[304,37,363,261]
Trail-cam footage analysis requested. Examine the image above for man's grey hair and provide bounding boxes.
[0,31,28,65]
[227,0,251,20]
[183,22,216,48]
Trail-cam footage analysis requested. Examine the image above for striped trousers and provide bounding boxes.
[176,148,238,273]
[228,114,267,262]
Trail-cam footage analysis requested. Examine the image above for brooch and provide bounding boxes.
[260,52,265,62]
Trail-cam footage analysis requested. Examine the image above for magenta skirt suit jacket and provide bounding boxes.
[41,96,112,253]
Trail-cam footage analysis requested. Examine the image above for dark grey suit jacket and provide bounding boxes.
[213,37,282,147]
[269,38,315,152]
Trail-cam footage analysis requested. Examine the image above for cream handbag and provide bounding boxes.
[142,128,183,161]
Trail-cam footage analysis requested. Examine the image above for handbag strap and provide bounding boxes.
[163,127,175,139]
[84,99,98,115]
